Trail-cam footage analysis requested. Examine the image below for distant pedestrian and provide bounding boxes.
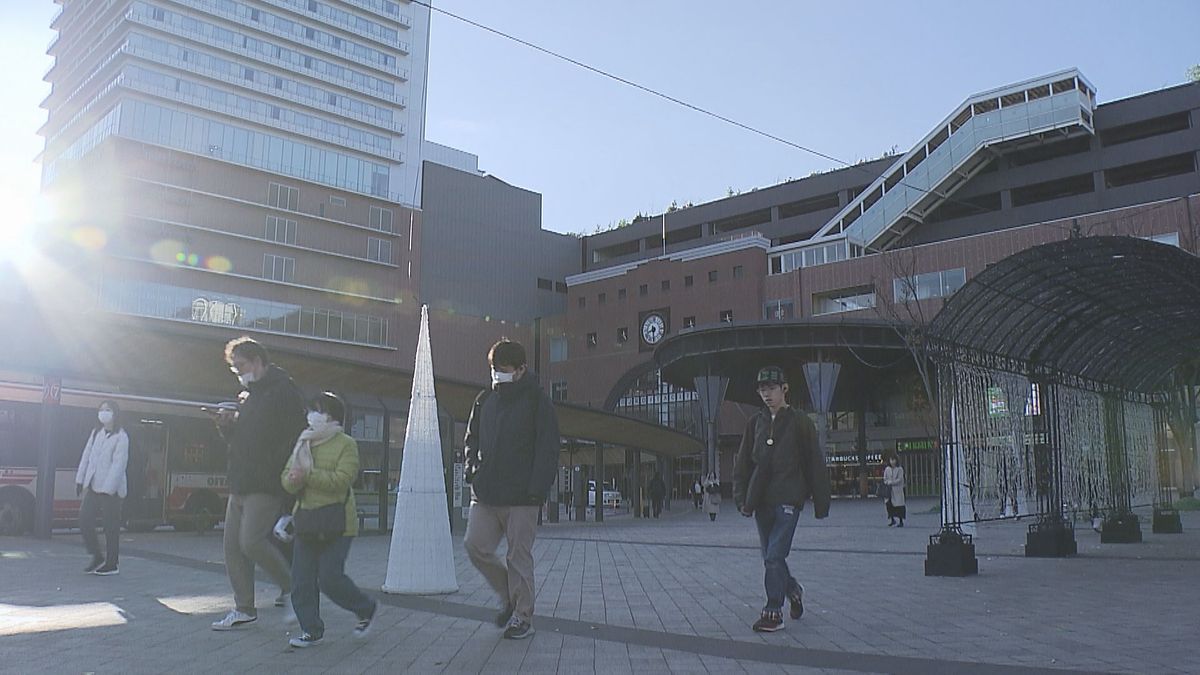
[463,339,560,640]
[883,454,906,527]
[733,366,830,633]
[692,480,703,509]
[281,392,378,648]
[210,337,305,631]
[703,474,721,521]
[648,471,666,518]
[76,400,129,576]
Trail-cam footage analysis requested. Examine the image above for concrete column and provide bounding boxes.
[593,446,604,523]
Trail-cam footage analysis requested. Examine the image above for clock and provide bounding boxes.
[641,313,666,345]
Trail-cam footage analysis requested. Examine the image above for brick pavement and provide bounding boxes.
[1,497,1196,674]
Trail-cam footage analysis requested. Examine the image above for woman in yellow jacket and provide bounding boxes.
[280,392,378,648]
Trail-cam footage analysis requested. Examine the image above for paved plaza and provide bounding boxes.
[2,497,1197,674]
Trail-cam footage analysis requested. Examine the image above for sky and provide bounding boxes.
[3,1,1198,240]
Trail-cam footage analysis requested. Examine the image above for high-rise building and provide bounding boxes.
[38,0,432,373]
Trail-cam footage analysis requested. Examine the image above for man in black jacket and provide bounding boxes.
[210,337,306,631]
[733,366,831,633]
[463,339,560,640]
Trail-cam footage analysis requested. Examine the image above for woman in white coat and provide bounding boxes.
[76,400,129,575]
[883,454,906,527]
[703,473,721,522]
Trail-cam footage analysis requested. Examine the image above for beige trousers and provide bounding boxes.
[464,502,539,623]
[223,493,291,614]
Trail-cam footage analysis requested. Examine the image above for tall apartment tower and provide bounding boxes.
[38,0,431,376]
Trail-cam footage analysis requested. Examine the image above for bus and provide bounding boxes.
[0,381,230,536]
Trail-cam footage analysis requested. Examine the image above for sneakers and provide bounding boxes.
[211,610,257,631]
[84,557,104,574]
[502,615,535,640]
[288,632,323,648]
[493,604,514,628]
[92,563,119,576]
[787,584,805,620]
[353,601,379,640]
[752,609,784,633]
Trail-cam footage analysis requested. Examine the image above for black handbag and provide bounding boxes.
[877,481,891,500]
[293,491,350,537]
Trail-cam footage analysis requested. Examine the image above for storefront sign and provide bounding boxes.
[191,298,243,326]
[452,462,463,508]
[897,438,938,453]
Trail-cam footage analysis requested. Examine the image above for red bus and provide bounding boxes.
[0,381,230,535]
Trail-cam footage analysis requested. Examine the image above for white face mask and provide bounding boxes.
[307,411,330,430]
[491,368,516,386]
[98,410,114,426]
[237,371,257,388]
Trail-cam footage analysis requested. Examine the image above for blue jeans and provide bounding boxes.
[291,535,375,638]
[754,504,802,611]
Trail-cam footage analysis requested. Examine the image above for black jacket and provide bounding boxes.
[463,372,560,506]
[732,406,831,518]
[223,365,306,496]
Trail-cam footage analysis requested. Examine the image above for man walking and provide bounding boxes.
[210,337,306,631]
[463,339,560,640]
[733,366,830,633]
[648,471,666,518]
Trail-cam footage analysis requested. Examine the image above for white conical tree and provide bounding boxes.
[383,305,458,594]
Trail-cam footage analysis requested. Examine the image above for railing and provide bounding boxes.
[257,0,403,50]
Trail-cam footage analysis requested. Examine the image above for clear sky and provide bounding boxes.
[3,1,1198,240]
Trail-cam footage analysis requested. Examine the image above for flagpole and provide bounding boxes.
[662,211,667,257]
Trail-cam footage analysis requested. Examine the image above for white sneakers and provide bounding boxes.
[211,610,257,631]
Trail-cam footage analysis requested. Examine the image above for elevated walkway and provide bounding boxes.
[808,69,1097,253]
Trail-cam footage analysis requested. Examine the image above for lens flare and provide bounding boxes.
[205,256,232,273]
[151,239,186,265]
[68,226,107,251]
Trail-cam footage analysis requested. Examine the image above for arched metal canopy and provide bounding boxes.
[930,236,1200,393]
[654,319,910,407]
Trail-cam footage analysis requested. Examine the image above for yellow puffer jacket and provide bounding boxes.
[281,431,359,537]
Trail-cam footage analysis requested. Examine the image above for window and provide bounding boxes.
[617,288,627,300]
[350,412,383,441]
[719,309,734,323]
[1104,153,1196,189]
[637,284,648,297]
[683,316,696,328]
[328,196,346,207]
[598,292,607,305]
[777,192,839,219]
[367,237,393,264]
[661,280,670,291]
[586,332,597,347]
[733,265,744,279]
[684,275,694,287]
[764,300,794,320]
[263,254,295,282]
[578,297,586,309]
[1142,232,1181,248]
[708,270,718,283]
[265,216,297,244]
[267,182,298,210]
[711,209,771,235]
[893,268,967,303]
[617,327,628,343]
[1099,112,1190,147]
[537,278,553,291]
[368,206,393,232]
[551,381,568,402]
[554,281,568,293]
[1011,173,1094,207]
[812,286,876,316]
[549,336,568,363]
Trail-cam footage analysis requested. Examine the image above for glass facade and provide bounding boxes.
[99,278,391,347]
[812,287,877,316]
[614,370,699,435]
[770,240,848,275]
[122,64,394,155]
[119,99,391,196]
[125,33,400,126]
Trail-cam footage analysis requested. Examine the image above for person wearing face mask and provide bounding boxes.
[463,339,560,640]
[883,453,906,527]
[280,392,378,648]
[76,400,130,576]
[733,366,831,633]
[210,337,306,631]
